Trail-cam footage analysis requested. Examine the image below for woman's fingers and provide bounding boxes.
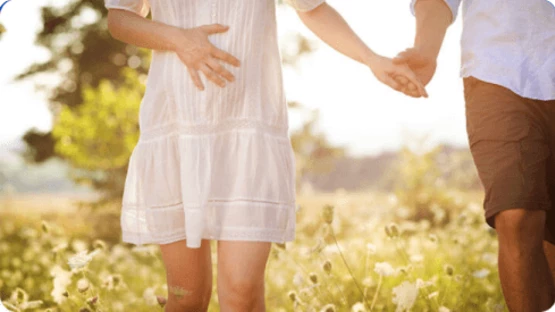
[394,75,409,86]
[206,58,235,82]
[380,74,403,93]
[187,67,205,91]
[396,66,428,98]
[211,47,241,67]
[199,63,226,88]
[393,75,420,97]
[200,23,230,35]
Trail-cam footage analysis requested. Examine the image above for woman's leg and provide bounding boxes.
[216,241,272,312]
[159,239,213,312]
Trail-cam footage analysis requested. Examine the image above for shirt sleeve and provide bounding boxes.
[410,0,461,24]
[105,0,150,18]
[285,0,326,12]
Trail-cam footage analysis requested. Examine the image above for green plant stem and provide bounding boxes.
[330,226,368,304]
[369,274,383,312]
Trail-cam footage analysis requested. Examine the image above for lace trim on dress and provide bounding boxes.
[139,119,289,142]
[123,198,295,210]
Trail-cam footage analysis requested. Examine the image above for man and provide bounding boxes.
[393,0,555,311]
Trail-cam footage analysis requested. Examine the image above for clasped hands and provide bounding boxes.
[363,47,437,98]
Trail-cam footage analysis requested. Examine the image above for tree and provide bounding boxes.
[13,1,150,163]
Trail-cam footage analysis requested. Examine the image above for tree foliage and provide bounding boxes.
[51,68,143,203]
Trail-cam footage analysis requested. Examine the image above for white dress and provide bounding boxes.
[104,0,325,248]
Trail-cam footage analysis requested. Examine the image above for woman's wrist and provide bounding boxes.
[157,24,182,52]
[362,49,381,69]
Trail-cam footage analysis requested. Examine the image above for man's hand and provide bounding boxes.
[393,47,437,89]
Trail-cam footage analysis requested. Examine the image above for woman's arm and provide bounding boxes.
[106,9,240,90]
[295,3,427,98]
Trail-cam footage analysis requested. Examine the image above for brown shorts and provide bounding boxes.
[464,76,555,243]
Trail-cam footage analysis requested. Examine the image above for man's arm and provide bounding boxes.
[393,0,459,88]
[412,0,456,60]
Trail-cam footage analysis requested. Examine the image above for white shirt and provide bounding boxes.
[104,0,324,248]
[411,0,555,101]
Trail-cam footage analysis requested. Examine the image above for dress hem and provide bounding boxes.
[121,229,296,246]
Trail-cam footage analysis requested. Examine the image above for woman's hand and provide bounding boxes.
[173,24,241,91]
[366,54,428,98]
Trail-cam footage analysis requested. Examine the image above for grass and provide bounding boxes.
[0,191,506,311]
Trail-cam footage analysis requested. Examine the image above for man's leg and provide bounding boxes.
[543,241,555,298]
[464,76,555,312]
[495,210,555,311]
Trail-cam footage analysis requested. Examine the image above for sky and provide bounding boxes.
[0,0,466,157]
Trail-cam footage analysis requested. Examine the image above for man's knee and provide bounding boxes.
[495,209,546,250]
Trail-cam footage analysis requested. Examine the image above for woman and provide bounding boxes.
[105,0,426,311]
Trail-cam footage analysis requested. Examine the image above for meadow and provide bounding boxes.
[0,189,506,312]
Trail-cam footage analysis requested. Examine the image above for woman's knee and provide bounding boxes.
[218,276,264,306]
[166,284,211,311]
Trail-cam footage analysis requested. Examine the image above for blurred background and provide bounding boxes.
[0,0,505,311]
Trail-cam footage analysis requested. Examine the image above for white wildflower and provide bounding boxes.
[416,278,434,289]
[19,300,43,309]
[473,269,490,278]
[67,249,99,270]
[438,307,451,312]
[351,302,366,312]
[366,243,377,254]
[374,262,395,277]
[362,277,373,287]
[293,272,304,286]
[70,239,88,252]
[482,253,497,264]
[50,265,72,304]
[392,281,419,312]
[410,254,424,263]
[143,287,157,306]
[77,278,90,293]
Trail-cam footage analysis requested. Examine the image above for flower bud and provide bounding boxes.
[322,260,332,274]
[322,205,334,225]
[288,291,297,302]
[309,272,318,284]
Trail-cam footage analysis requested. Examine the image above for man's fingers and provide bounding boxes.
[187,67,204,91]
[211,47,241,67]
[206,58,235,82]
[199,63,226,87]
[392,54,408,65]
[200,23,229,35]
[393,49,414,64]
